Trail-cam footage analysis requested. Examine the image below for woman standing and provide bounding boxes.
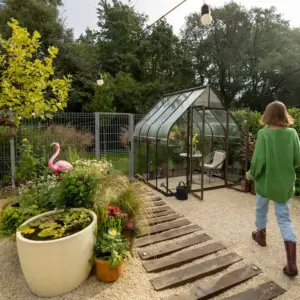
[247,101,300,277]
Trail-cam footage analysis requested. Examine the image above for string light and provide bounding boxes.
[201,2,213,26]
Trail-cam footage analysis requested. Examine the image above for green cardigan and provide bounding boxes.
[248,127,300,203]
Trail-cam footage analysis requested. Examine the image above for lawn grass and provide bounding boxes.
[101,152,129,175]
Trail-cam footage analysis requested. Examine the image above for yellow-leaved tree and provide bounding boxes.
[0,19,72,123]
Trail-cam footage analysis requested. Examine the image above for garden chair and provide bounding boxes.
[201,150,226,184]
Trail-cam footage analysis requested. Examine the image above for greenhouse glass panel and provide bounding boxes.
[148,92,191,140]
[193,87,208,107]
[197,110,225,137]
[192,110,213,137]
[156,89,204,142]
[139,94,180,139]
[208,89,224,108]
[211,109,240,138]
[134,96,170,137]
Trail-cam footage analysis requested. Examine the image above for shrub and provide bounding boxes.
[17,176,58,211]
[55,160,110,209]
[16,139,47,181]
[56,171,100,209]
[34,125,93,154]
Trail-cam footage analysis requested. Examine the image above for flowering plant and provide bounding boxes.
[74,159,112,175]
[192,132,199,145]
[94,228,129,268]
[96,203,140,238]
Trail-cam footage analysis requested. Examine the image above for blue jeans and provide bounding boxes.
[256,194,296,242]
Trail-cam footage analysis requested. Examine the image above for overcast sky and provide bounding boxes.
[62,0,299,38]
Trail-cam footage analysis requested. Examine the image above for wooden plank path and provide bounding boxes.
[138,233,211,260]
[141,218,191,236]
[163,265,262,300]
[136,191,286,299]
[223,281,286,300]
[140,213,182,226]
[143,242,225,272]
[148,209,177,218]
[148,205,173,214]
[151,253,242,291]
[135,224,202,247]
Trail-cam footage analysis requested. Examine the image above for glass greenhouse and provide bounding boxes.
[134,85,244,199]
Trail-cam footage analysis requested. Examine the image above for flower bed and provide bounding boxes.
[0,148,152,297]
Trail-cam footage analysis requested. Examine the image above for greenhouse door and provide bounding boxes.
[187,106,205,200]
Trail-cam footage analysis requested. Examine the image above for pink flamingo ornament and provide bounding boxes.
[48,143,73,175]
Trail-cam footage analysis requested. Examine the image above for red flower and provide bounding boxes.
[97,215,102,222]
[108,205,121,216]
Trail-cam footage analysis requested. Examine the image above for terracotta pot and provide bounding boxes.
[95,259,123,282]
[122,229,135,252]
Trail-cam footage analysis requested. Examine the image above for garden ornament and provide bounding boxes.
[48,143,73,175]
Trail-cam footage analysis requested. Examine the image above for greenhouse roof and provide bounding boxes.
[134,86,239,143]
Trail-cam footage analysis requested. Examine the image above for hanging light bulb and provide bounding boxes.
[96,72,104,86]
[201,3,212,26]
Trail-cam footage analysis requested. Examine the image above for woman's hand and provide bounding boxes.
[245,172,251,181]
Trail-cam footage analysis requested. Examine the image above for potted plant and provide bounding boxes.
[97,204,137,253]
[94,221,129,282]
[110,181,150,250]
[16,209,97,297]
[95,174,152,254]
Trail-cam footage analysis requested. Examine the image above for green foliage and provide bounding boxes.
[0,19,71,123]
[16,139,46,181]
[0,205,44,237]
[17,176,58,210]
[288,108,300,136]
[55,162,107,209]
[18,209,92,241]
[85,75,116,112]
[232,110,264,136]
[95,228,129,268]
[0,0,64,50]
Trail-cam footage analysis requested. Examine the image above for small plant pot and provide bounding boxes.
[95,259,123,282]
[122,229,135,252]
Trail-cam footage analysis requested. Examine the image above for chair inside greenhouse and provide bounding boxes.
[134,85,244,199]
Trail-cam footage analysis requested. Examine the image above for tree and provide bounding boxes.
[0,0,65,50]
[97,0,147,79]
[64,29,99,111]
[182,3,300,110]
[0,19,71,122]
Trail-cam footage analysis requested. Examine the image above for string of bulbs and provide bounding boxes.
[96,0,212,86]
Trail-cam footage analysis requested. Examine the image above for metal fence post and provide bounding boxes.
[9,112,16,188]
[95,112,100,161]
[128,114,134,179]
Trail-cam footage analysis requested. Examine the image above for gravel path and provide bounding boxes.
[1,188,300,299]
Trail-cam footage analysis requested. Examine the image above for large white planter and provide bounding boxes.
[16,209,97,298]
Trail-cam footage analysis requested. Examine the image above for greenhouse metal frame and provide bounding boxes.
[134,85,245,200]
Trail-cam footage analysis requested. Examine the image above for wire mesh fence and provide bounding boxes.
[0,112,145,184]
